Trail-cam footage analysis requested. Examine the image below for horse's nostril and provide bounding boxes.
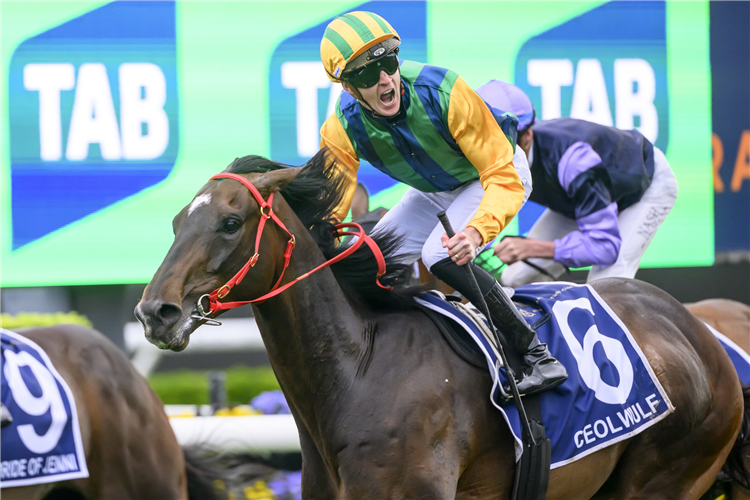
[138,300,183,328]
[157,303,183,327]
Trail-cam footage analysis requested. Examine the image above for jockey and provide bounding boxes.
[479,81,679,286]
[319,12,567,395]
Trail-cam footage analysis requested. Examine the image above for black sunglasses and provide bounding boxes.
[343,51,399,89]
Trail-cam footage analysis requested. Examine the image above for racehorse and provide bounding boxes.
[685,299,750,355]
[1,324,223,500]
[136,150,750,499]
[686,299,750,500]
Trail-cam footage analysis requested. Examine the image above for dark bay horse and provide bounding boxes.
[1,324,221,500]
[136,151,750,499]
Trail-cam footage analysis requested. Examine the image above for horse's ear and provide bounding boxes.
[254,167,301,194]
[223,157,240,172]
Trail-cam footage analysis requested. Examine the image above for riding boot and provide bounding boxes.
[430,257,568,396]
[1,402,12,428]
[483,281,568,395]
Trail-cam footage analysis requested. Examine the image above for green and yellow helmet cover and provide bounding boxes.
[321,11,400,82]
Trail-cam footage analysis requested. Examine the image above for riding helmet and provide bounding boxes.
[321,11,401,83]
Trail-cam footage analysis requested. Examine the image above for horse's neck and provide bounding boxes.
[252,232,363,424]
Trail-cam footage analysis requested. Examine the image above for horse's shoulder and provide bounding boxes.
[358,307,475,370]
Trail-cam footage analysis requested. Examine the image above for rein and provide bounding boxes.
[193,172,391,324]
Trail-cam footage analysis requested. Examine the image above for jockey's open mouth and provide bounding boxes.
[380,88,396,104]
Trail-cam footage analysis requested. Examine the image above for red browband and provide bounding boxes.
[197,172,391,319]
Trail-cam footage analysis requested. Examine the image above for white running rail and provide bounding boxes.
[124,318,265,376]
[169,415,301,452]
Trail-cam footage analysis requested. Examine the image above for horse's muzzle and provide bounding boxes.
[134,300,187,350]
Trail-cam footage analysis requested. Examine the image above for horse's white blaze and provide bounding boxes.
[187,194,211,216]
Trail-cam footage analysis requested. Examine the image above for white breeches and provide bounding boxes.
[372,145,532,270]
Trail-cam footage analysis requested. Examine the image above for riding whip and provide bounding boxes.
[436,211,535,441]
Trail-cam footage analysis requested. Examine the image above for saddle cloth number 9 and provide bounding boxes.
[3,350,68,454]
[553,297,635,405]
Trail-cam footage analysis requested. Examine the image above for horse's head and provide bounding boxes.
[135,157,304,351]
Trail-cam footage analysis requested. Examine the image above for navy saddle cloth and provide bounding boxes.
[415,282,675,467]
[1,329,89,487]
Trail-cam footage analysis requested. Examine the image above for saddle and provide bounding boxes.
[417,290,551,377]
[414,293,488,369]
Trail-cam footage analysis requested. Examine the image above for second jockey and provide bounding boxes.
[319,11,567,395]
[479,81,680,286]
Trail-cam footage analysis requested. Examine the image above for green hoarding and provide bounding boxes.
[0,1,713,287]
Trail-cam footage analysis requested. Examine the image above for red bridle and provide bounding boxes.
[195,172,391,321]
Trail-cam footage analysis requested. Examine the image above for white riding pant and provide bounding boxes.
[372,145,532,270]
[500,147,678,286]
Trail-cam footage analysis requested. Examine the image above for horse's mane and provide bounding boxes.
[226,149,423,311]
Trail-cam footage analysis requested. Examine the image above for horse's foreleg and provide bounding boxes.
[299,427,338,500]
[340,468,461,500]
[334,436,463,500]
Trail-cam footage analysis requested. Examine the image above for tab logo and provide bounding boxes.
[268,1,427,196]
[9,1,178,249]
[515,1,668,151]
[514,0,669,234]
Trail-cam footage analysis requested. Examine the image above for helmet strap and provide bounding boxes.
[352,87,377,115]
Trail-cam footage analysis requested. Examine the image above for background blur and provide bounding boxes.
[1,1,748,377]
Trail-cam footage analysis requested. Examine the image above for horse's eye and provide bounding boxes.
[221,218,241,234]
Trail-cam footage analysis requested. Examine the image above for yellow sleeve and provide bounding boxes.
[447,76,525,244]
[320,113,360,223]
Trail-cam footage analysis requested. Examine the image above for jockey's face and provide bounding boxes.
[518,128,534,161]
[343,68,401,117]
